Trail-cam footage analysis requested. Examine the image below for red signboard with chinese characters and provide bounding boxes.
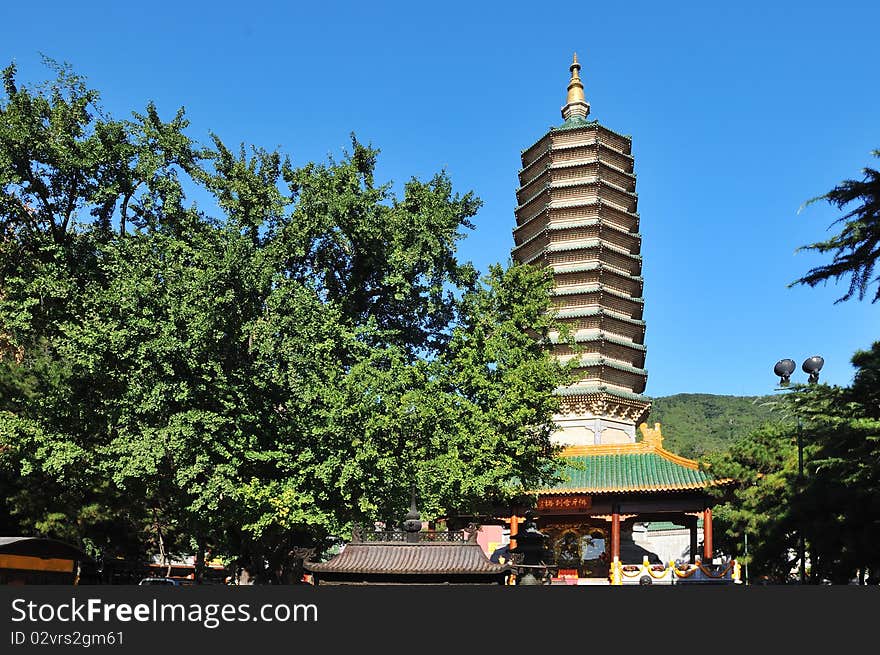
[537,494,592,512]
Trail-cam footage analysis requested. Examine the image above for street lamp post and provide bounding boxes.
[773,355,824,585]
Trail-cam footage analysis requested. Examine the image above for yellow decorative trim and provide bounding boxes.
[561,423,703,470]
[617,557,673,581]
[654,447,701,470]
[638,421,663,447]
[0,555,75,573]
[534,481,710,494]
[610,557,622,585]
[561,442,652,457]
[671,564,698,579]
[612,559,739,583]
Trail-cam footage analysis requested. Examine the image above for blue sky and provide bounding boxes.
[2,1,877,397]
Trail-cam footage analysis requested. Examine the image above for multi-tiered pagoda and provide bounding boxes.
[503,56,739,585]
[512,54,649,447]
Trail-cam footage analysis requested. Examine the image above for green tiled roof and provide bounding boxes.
[645,519,704,532]
[554,384,650,403]
[519,118,633,158]
[550,331,647,351]
[570,356,647,377]
[552,285,645,304]
[552,117,598,131]
[549,262,643,282]
[540,452,713,494]
[552,307,646,326]
[551,117,632,142]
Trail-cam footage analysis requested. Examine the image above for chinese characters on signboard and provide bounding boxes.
[537,495,592,511]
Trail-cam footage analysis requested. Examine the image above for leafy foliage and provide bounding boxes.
[792,149,880,303]
[0,61,567,580]
[646,393,777,458]
[704,342,880,583]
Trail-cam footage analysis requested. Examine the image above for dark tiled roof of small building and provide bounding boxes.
[0,537,88,559]
[305,540,509,576]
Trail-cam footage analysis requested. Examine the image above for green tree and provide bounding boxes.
[792,149,880,303]
[647,393,776,458]
[706,343,880,584]
[705,422,800,583]
[0,61,567,581]
[797,342,880,583]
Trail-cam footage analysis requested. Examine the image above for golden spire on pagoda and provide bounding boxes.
[561,52,591,121]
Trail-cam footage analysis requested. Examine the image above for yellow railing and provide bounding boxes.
[610,556,742,585]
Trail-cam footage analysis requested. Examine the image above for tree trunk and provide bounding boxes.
[152,509,170,577]
[194,538,205,584]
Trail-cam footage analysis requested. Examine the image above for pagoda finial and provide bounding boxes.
[561,52,590,121]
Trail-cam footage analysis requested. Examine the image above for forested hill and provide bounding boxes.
[645,393,779,459]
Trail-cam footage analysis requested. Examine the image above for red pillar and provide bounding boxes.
[703,507,714,562]
[611,505,621,561]
[509,515,520,551]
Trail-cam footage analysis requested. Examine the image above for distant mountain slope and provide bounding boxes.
[645,393,778,459]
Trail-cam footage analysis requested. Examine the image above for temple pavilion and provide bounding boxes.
[503,55,738,585]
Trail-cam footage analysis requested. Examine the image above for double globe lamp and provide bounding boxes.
[772,354,824,584]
